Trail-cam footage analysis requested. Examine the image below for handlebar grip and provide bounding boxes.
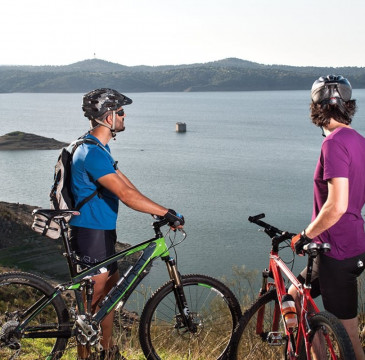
[152,215,182,228]
[152,218,169,227]
[248,213,265,223]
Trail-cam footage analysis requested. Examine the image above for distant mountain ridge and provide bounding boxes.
[1,58,365,93]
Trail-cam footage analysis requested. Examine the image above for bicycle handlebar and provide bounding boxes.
[249,213,295,249]
[249,213,294,238]
[249,213,331,255]
[152,217,186,239]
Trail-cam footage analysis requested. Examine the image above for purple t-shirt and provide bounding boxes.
[313,127,365,260]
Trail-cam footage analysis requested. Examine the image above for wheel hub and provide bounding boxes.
[174,312,203,336]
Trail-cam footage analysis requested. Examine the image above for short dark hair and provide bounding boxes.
[310,100,357,127]
[90,110,112,127]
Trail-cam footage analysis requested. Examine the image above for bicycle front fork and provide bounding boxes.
[163,256,197,332]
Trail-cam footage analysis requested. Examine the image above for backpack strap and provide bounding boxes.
[72,137,117,211]
[82,138,118,170]
[74,189,99,211]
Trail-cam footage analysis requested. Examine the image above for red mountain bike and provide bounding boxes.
[228,213,354,359]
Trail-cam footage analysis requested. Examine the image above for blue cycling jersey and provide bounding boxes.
[69,134,119,230]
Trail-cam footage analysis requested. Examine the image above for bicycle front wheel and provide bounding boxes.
[298,311,355,360]
[139,274,241,360]
[0,272,70,360]
[229,289,291,360]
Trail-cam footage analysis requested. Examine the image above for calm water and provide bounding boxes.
[2,91,365,292]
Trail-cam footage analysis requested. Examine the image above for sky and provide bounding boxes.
[2,0,365,68]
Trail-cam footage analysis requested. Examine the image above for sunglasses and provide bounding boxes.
[116,109,124,116]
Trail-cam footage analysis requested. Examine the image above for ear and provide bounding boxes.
[104,112,113,126]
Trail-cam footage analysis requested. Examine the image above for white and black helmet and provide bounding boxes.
[82,88,132,120]
[311,75,352,105]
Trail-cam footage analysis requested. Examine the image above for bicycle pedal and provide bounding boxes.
[266,332,286,346]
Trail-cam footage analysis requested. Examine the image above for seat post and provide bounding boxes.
[304,252,317,287]
[59,218,78,277]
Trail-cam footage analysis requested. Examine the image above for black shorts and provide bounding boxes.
[69,226,118,275]
[298,251,365,319]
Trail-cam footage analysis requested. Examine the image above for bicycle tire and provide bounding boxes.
[0,272,70,360]
[228,289,291,360]
[138,274,242,360]
[297,311,355,360]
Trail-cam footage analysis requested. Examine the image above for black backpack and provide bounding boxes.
[49,138,112,213]
[32,138,115,239]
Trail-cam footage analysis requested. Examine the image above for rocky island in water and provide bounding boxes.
[0,131,68,150]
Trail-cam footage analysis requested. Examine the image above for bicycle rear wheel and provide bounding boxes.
[0,272,70,360]
[229,289,291,360]
[139,274,241,360]
[298,311,355,360]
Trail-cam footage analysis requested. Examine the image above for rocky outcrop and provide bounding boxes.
[0,131,68,150]
[0,201,137,280]
[0,201,38,248]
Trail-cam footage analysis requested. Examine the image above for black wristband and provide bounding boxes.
[301,230,312,241]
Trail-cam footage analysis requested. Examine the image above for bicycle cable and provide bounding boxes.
[279,240,296,288]
[165,228,187,268]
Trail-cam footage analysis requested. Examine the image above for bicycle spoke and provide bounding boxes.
[0,273,70,360]
[139,274,241,360]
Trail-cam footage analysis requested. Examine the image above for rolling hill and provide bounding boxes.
[1,58,365,93]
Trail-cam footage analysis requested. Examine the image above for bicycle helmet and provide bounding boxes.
[82,88,132,120]
[311,75,352,105]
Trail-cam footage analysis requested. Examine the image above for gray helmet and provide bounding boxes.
[82,88,132,120]
[311,75,352,105]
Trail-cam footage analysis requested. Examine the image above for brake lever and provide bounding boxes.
[178,228,187,238]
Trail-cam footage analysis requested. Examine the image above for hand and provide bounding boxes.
[163,209,185,228]
[291,231,312,255]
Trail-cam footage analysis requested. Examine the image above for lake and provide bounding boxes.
[1,90,365,294]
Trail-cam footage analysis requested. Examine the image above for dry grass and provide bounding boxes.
[1,267,365,359]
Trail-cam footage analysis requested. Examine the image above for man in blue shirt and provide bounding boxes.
[70,88,184,360]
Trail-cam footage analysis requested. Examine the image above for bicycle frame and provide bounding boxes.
[251,214,338,360]
[18,211,193,342]
[259,250,320,358]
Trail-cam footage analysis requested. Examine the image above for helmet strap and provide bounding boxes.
[320,127,326,138]
[91,111,117,139]
[111,111,116,139]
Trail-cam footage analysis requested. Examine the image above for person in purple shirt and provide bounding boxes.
[291,75,365,359]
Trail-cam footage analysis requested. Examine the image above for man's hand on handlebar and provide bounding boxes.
[291,231,312,255]
[163,209,185,229]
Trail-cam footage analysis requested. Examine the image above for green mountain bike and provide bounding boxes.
[0,209,241,360]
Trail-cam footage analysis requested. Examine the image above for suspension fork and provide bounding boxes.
[163,256,197,332]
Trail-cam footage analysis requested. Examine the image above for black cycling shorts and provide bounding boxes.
[69,226,118,276]
[298,251,365,319]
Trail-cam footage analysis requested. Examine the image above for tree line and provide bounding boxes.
[1,58,365,93]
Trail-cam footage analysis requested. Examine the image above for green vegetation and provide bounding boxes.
[6,131,25,138]
[1,58,365,93]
